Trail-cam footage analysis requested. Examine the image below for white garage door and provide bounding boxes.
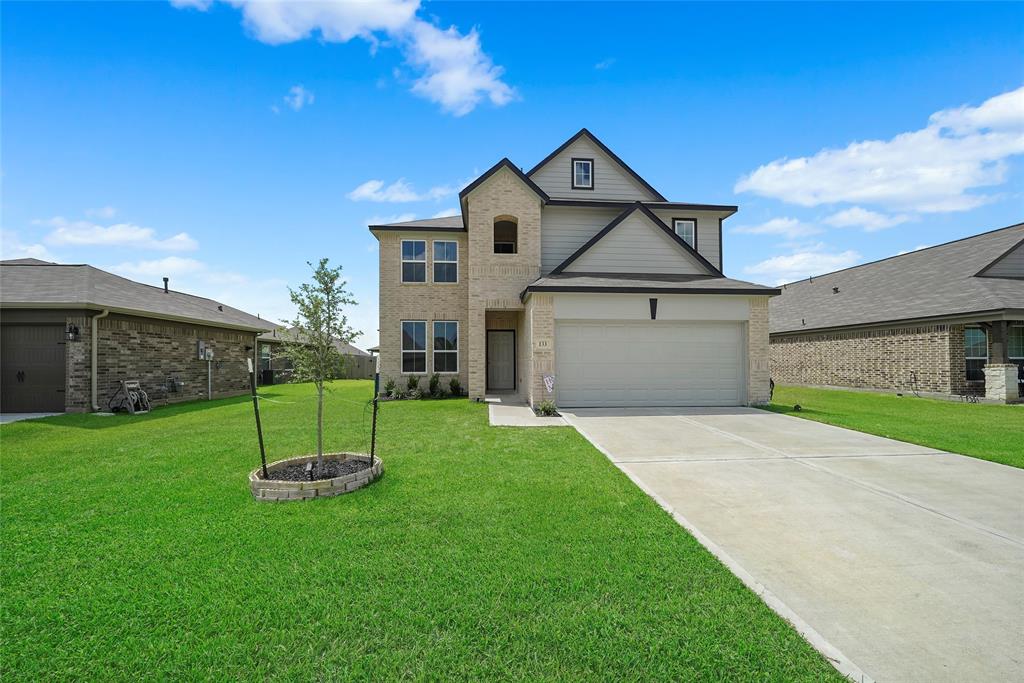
[555,321,745,407]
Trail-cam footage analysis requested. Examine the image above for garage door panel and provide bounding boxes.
[555,320,745,407]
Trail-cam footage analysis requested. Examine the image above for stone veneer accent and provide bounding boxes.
[464,167,543,399]
[984,364,1019,402]
[747,297,772,404]
[249,453,382,502]
[376,231,469,393]
[65,312,257,411]
[770,323,960,395]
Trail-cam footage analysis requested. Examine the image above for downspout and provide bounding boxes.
[91,309,110,411]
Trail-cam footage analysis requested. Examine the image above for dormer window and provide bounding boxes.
[672,218,697,249]
[571,158,594,190]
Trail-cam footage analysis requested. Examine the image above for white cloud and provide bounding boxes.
[896,244,933,256]
[824,207,912,232]
[594,58,616,70]
[735,85,1024,214]
[731,217,821,239]
[0,231,54,261]
[106,256,293,324]
[282,84,314,111]
[348,178,454,203]
[85,206,117,219]
[432,207,459,218]
[38,217,198,251]
[174,0,515,116]
[743,244,861,285]
[169,0,212,8]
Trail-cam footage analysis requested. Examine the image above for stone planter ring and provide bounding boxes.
[249,453,383,502]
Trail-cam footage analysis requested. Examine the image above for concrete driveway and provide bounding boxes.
[561,407,1024,683]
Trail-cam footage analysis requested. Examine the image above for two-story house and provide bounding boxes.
[371,129,780,408]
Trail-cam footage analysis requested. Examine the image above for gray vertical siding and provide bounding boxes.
[530,137,659,201]
[562,212,708,275]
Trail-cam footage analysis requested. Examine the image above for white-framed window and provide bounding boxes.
[571,157,593,190]
[673,218,697,248]
[493,216,518,254]
[433,321,459,373]
[964,327,988,382]
[433,240,458,283]
[401,240,426,283]
[401,320,426,373]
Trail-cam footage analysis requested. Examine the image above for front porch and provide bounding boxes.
[963,320,1023,403]
[470,310,528,403]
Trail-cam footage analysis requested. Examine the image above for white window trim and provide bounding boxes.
[432,240,459,284]
[571,158,593,190]
[401,239,427,284]
[673,218,697,248]
[433,320,459,374]
[400,320,427,375]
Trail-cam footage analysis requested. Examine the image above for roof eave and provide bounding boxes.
[0,301,275,332]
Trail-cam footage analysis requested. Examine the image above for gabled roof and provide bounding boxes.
[770,222,1024,334]
[0,260,277,332]
[458,157,549,202]
[551,202,724,277]
[526,128,668,202]
[368,215,464,231]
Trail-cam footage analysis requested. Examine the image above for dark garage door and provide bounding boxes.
[1,325,67,412]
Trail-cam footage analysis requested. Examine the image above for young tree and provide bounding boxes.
[283,258,359,473]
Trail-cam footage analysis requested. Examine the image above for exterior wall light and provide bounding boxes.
[65,324,81,341]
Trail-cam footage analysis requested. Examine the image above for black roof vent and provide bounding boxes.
[832,286,840,294]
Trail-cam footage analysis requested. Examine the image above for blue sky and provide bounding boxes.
[3,1,1022,347]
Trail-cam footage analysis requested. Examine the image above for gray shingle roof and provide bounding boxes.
[0,261,277,332]
[368,216,463,230]
[523,272,780,298]
[770,223,1024,334]
[257,326,370,356]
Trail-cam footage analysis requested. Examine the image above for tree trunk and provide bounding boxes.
[316,382,324,471]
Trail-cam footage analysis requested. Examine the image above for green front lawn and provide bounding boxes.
[1,381,837,681]
[766,385,1024,469]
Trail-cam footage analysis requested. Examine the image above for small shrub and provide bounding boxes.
[536,400,558,416]
[449,377,462,396]
[394,388,408,400]
[429,373,441,397]
[408,388,423,400]
[406,376,419,392]
[383,377,396,397]
[437,388,450,399]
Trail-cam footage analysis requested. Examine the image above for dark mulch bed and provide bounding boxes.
[265,458,370,482]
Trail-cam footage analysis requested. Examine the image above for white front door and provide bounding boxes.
[487,330,515,391]
[555,320,745,407]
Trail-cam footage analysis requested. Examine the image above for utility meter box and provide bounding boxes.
[197,340,214,361]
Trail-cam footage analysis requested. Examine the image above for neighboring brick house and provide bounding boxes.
[0,258,276,412]
[371,129,780,408]
[256,326,374,384]
[769,223,1024,403]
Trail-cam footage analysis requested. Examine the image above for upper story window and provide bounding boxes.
[572,158,594,190]
[494,216,518,254]
[401,239,426,283]
[673,218,697,248]
[433,241,458,283]
[964,327,988,382]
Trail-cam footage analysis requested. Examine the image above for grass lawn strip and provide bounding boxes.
[766,385,1023,469]
[1,381,839,680]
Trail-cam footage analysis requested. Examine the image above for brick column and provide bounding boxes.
[747,297,771,404]
[526,293,555,407]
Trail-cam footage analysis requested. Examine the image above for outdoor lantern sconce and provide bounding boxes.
[65,324,81,342]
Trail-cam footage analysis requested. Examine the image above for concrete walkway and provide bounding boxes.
[561,407,1024,683]
[0,412,62,424]
[488,402,567,427]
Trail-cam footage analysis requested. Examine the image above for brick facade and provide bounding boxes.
[770,323,962,395]
[66,313,257,411]
[376,230,470,393]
